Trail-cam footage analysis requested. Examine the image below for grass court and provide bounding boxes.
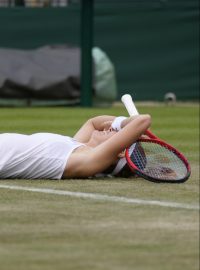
[0,103,199,270]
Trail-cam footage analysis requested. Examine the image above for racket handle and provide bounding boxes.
[121,94,139,116]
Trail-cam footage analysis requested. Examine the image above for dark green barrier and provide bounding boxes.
[94,0,199,101]
[0,7,80,48]
[0,1,198,101]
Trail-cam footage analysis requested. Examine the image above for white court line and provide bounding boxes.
[0,184,199,210]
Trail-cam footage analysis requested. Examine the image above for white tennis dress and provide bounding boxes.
[0,133,84,179]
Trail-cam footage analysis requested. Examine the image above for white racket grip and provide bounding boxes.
[121,94,139,116]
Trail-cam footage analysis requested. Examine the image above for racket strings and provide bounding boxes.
[129,141,188,181]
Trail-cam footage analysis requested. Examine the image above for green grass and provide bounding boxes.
[0,104,199,270]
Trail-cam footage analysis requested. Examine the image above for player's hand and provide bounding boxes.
[101,121,113,131]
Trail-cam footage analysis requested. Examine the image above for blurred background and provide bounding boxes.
[0,3,199,270]
[0,0,199,106]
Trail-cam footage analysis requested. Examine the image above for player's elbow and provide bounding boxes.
[139,114,151,131]
[144,114,151,126]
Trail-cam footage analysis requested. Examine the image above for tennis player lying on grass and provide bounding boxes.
[0,114,151,179]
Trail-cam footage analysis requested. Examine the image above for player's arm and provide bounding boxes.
[73,114,151,177]
[73,115,115,143]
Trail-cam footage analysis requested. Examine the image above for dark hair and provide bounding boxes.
[115,164,135,178]
[103,163,135,178]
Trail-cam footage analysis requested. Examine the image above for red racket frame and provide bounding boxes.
[125,130,191,183]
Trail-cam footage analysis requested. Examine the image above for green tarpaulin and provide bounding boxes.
[0,0,198,102]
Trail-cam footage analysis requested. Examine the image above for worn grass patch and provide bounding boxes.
[0,104,199,270]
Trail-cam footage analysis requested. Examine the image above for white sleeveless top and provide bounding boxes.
[0,133,84,179]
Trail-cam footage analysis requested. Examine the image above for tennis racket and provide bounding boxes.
[121,94,191,183]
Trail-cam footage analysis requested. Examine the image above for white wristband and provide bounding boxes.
[111,116,127,131]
